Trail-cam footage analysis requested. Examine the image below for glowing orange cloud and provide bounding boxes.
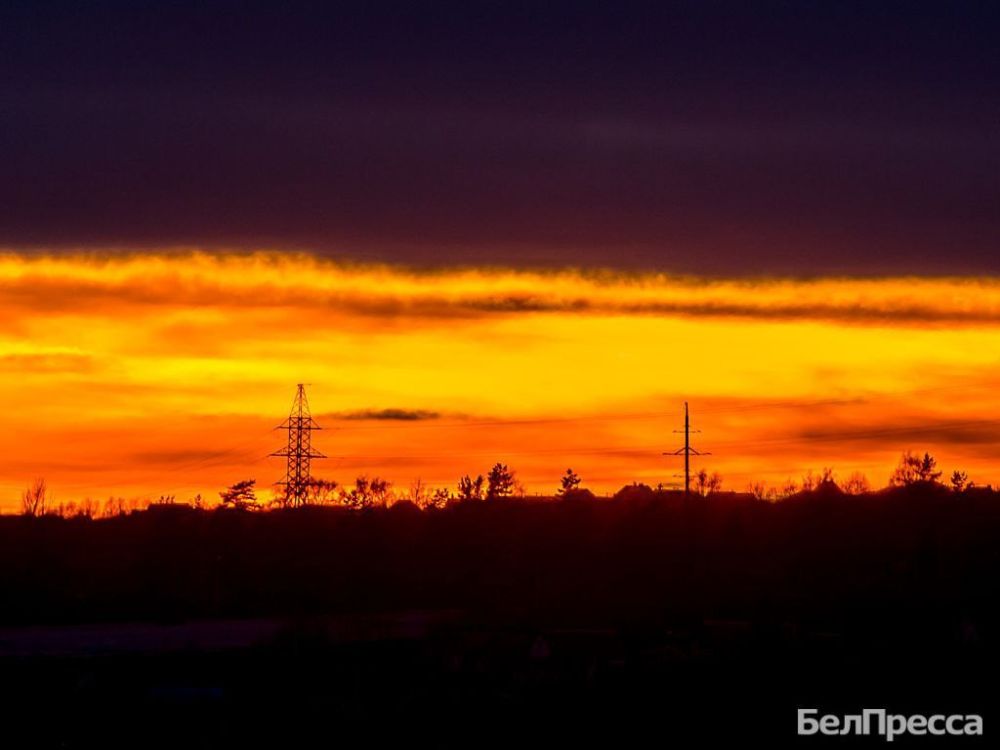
[1,251,999,509]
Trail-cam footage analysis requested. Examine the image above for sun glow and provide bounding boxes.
[2,251,999,508]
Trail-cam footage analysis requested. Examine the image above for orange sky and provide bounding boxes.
[2,250,1000,509]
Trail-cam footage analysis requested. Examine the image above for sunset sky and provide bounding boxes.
[2,252,999,507]
[2,2,999,507]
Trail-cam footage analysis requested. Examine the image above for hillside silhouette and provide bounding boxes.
[1,478,999,746]
[4,480,1000,630]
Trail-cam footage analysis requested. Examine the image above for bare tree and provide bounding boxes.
[706,471,723,495]
[340,476,392,509]
[842,472,871,495]
[408,478,428,506]
[102,496,128,518]
[369,477,392,507]
[306,478,340,505]
[21,478,47,517]
[52,501,77,518]
[800,471,818,492]
[780,478,800,498]
[693,469,723,496]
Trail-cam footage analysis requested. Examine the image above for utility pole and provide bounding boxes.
[664,402,710,496]
[271,384,325,507]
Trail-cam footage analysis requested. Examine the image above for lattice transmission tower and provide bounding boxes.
[271,384,325,506]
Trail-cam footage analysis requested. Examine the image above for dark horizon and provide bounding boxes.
[2,478,996,746]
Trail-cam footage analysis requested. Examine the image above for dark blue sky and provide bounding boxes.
[2,1,998,274]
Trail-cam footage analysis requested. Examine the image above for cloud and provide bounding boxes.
[3,1,999,277]
[123,448,262,471]
[328,408,441,421]
[2,251,1000,327]
[797,419,1000,447]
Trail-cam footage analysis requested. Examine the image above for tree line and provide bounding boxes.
[17,450,991,517]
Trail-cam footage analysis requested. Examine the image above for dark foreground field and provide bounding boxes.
[1,485,998,747]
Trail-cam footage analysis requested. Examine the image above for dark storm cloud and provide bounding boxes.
[1,1,999,274]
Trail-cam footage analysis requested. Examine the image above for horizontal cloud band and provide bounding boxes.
[1,251,998,326]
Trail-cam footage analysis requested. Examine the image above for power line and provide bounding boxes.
[313,415,1000,462]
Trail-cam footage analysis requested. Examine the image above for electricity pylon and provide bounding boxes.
[271,384,325,506]
[664,402,710,496]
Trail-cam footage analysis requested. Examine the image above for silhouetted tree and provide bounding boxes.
[220,479,259,511]
[920,453,943,483]
[693,470,708,495]
[423,486,451,510]
[486,463,516,500]
[891,452,920,486]
[102,496,128,518]
[842,471,871,495]
[408,478,428,506]
[272,485,295,509]
[951,470,970,493]
[341,478,367,509]
[340,476,392,509]
[693,469,723,496]
[800,471,818,492]
[890,451,942,486]
[457,474,485,501]
[557,468,582,495]
[368,477,393,506]
[21,478,47,517]
[51,501,77,518]
[306,478,339,505]
[710,472,723,494]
